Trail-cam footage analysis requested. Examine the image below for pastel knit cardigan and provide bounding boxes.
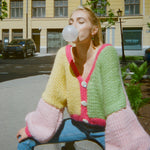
[25,44,150,149]
[42,44,126,123]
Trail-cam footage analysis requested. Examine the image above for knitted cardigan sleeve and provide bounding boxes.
[25,98,63,143]
[105,99,150,150]
[42,46,67,109]
[99,46,126,117]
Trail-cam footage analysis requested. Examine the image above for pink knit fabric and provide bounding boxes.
[105,102,150,150]
[25,98,63,143]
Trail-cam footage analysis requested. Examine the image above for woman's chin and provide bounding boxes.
[71,40,78,44]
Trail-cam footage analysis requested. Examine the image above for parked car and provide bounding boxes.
[144,48,150,63]
[2,39,36,59]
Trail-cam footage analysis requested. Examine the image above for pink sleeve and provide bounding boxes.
[25,98,63,143]
[105,99,150,150]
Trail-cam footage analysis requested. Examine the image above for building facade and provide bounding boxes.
[0,0,150,56]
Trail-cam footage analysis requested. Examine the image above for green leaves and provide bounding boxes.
[129,61,149,83]
[121,65,129,81]
[126,84,142,114]
[121,61,150,115]
[147,22,150,28]
[84,0,116,27]
[107,9,115,26]
[0,0,8,20]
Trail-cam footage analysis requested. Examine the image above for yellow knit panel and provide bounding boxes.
[65,64,81,115]
[42,47,67,109]
[42,46,81,115]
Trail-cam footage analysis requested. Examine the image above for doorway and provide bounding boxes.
[32,29,40,52]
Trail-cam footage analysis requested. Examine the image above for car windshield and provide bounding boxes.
[9,40,25,45]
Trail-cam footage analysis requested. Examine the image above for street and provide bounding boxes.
[0,54,55,82]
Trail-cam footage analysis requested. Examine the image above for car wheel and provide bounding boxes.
[31,50,35,56]
[21,51,27,58]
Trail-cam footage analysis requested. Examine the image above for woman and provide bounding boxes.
[17,6,150,150]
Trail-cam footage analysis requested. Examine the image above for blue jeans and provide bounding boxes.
[17,118,105,150]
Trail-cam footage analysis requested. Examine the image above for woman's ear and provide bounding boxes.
[91,25,98,36]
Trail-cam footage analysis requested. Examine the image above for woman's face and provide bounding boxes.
[69,10,94,44]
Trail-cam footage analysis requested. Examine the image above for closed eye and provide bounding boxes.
[79,20,84,24]
[69,17,86,25]
[69,19,73,25]
[78,18,85,24]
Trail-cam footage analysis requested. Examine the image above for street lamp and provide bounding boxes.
[117,9,125,61]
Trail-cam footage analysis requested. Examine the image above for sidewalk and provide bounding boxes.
[34,52,56,57]
[0,75,102,150]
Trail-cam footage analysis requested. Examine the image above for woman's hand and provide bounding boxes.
[16,127,28,143]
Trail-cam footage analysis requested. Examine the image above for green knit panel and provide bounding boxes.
[87,46,126,119]
[87,56,105,119]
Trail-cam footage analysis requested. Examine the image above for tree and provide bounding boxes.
[85,0,116,27]
[0,0,8,20]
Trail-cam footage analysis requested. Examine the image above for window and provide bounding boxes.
[47,29,67,53]
[96,0,106,16]
[32,0,45,18]
[54,0,68,17]
[91,0,106,16]
[123,28,142,50]
[12,29,23,39]
[10,0,23,18]
[125,0,140,15]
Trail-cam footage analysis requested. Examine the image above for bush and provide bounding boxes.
[121,61,150,114]
[126,83,142,114]
[128,61,149,83]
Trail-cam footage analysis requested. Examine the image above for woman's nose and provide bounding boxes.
[71,22,77,28]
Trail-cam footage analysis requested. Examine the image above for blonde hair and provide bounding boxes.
[71,6,103,46]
